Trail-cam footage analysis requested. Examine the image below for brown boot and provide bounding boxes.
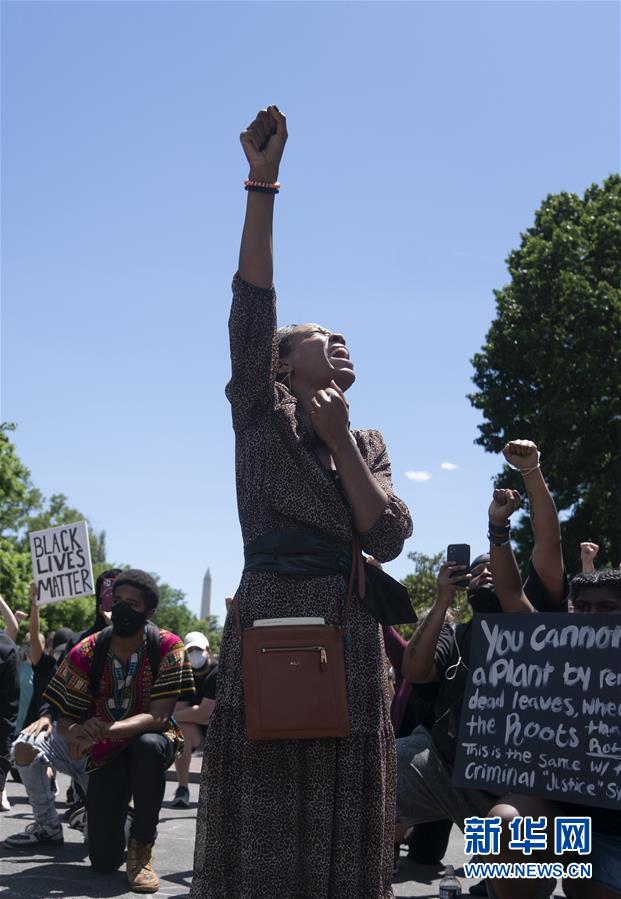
[126,837,159,893]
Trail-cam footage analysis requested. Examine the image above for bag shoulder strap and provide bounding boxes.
[90,623,161,695]
[90,626,113,695]
[145,621,161,681]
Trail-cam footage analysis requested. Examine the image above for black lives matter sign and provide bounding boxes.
[453,613,621,811]
[29,521,94,606]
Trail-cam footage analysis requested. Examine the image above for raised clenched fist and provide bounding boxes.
[503,439,540,472]
[240,106,287,184]
[488,488,522,525]
[580,542,599,560]
[580,541,599,573]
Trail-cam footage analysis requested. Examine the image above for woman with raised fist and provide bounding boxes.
[190,106,412,899]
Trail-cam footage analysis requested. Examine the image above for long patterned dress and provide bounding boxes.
[190,274,413,899]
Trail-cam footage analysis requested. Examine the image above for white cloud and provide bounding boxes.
[440,462,459,471]
[405,470,432,482]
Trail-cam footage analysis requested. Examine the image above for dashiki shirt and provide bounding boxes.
[44,628,195,772]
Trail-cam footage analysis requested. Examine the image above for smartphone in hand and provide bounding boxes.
[447,544,470,587]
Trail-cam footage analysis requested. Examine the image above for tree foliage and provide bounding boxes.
[0,425,223,649]
[397,550,471,641]
[152,582,222,653]
[0,424,44,608]
[469,176,621,571]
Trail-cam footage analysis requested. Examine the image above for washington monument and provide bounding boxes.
[201,568,212,619]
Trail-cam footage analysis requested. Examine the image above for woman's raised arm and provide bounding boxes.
[238,106,287,288]
[225,107,289,431]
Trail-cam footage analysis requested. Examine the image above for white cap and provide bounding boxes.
[184,631,209,651]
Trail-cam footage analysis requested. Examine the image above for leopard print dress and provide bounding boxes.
[190,274,413,899]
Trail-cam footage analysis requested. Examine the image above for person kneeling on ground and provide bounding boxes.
[43,569,195,893]
[171,631,217,808]
[4,570,120,850]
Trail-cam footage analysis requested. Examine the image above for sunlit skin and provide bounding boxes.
[278,324,355,394]
[468,562,493,593]
[237,105,389,533]
[111,584,148,612]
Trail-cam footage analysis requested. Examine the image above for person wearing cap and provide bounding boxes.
[171,631,218,808]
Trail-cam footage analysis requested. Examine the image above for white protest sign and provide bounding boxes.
[29,520,94,606]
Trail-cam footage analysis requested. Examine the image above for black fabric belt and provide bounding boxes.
[243,530,417,625]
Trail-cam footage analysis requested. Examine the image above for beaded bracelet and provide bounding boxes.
[244,179,280,194]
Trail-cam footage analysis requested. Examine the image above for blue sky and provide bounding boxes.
[2,2,619,626]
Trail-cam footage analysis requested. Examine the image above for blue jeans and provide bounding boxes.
[12,724,88,830]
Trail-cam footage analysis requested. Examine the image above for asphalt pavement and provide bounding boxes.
[1,771,564,898]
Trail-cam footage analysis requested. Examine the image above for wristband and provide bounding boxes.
[488,533,511,547]
[506,449,541,477]
[488,520,511,535]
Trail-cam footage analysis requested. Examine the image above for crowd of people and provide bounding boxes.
[1,105,619,899]
[2,467,618,898]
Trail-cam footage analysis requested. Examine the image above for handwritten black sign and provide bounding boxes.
[452,613,621,811]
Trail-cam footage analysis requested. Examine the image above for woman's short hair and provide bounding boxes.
[276,325,298,382]
[113,569,160,610]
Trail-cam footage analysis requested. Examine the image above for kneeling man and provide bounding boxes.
[44,569,194,893]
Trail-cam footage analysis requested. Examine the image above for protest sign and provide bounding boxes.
[452,613,621,811]
[29,520,94,606]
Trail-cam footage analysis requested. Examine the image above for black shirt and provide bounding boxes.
[397,681,439,739]
[0,632,20,770]
[193,662,218,705]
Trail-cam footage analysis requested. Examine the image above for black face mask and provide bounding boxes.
[111,602,149,637]
[469,586,503,615]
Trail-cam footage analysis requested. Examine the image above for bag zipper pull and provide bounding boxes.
[320,647,327,670]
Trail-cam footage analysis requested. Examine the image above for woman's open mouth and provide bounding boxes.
[330,346,352,366]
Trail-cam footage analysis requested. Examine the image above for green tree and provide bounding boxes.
[151,580,223,653]
[194,616,223,656]
[0,424,42,607]
[22,493,110,634]
[153,581,197,637]
[469,175,621,572]
[398,550,471,641]
[0,426,223,649]
[25,493,107,565]
[0,425,109,635]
